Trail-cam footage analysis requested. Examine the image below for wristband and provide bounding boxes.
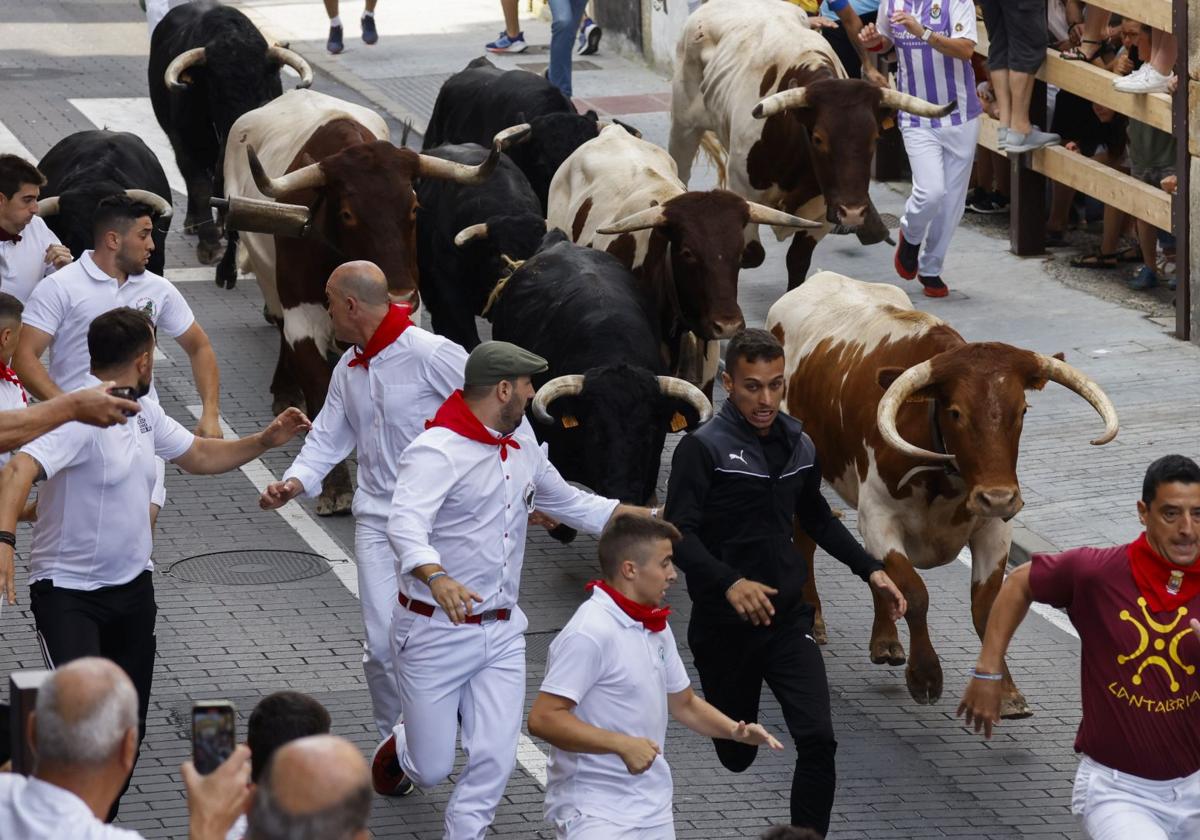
[970,669,1003,681]
[868,42,885,53]
[0,531,13,548]
[425,571,448,586]
[921,27,933,42]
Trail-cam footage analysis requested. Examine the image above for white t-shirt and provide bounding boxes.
[0,216,61,304]
[0,774,143,839]
[19,375,195,590]
[21,251,195,397]
[541,587,691,828]
[0,375,26,468]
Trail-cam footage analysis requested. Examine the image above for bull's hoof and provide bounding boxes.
[549,524,577,544]
[741,240,765,269]
[215,263,238,290]
[1000,692,1034,720]
[904,658,943,705]
[197,239,225,266]
[870,638,906,666]
[316,490,353,517]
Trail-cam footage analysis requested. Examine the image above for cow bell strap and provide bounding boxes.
[894,400,959,491]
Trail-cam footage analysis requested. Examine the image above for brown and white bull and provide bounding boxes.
[669,0,954,288]
[766,272,1119,716]
[547,124,817,393]
[218,88,503,513]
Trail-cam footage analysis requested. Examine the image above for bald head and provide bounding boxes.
[327,260,389,308]
[247,735,371,840]
[34,657,137,767]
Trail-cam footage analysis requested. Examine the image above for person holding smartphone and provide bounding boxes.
[0,307,311,819]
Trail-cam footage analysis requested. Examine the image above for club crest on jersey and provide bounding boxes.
[931,3,941,18]
[133,297,156,321]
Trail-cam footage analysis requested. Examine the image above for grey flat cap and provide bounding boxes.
[464,340,548,387]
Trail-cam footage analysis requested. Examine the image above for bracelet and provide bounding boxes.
[425,571,448,586]
[725,577,746,595]
[0,531,13,548]
[867,42,885,53]
[971,669,1004,681]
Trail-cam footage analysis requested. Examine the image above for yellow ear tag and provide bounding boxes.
[561,415,579,429]
[670,412,689,432]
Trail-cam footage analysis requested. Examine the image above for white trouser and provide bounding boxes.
[554,811,676,839]
[355,521,404,738]
[899,117,981,278]
[391,604,529,840]
[151,456,167,509]
[1072,755,1200,840]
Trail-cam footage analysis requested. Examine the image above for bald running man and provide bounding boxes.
[262,261,467,741]
[246,735,372,839]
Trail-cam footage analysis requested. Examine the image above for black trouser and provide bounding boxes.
[821,10,877,80]
[689,611,837,835]
[30,571,157,820]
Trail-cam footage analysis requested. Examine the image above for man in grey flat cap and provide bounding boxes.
[374,340,654,838]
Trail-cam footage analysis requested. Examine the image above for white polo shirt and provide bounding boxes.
[283,325,466,529]
[542,587,691,828]
[21,251,195,397]
[0,216,61,304]
[0,774,143,839]
[388,417,618,613]
[0,375,27,469]
[19,375,195,591]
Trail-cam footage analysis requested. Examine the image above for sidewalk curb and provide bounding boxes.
[1009,516,1058,567]
[239,5,431,137]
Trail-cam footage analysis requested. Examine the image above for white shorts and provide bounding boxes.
[553,811,675,840]
[151,456,167,509]
[1072,755,1200,840]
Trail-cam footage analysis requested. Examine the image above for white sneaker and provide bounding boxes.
[1114,65,1171,93]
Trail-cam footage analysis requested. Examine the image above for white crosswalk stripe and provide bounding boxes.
[0,119,36,161]
[69,97,187,195]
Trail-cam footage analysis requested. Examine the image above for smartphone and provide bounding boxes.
[192,701,236,775]
[108,385,140,417]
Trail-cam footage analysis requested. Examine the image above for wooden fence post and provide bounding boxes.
[1008,80,1049,255]
[1180,0,1197,342]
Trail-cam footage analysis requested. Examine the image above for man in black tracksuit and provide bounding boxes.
[666,328,906,834]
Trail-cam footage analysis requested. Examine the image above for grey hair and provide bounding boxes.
[246,778,371,840]
[34,666,138,766]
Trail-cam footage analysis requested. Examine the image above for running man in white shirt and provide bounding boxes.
[259,260,467,740]
[374,341,653,839]
[528,514,783,839]
[13,194,223,521]
[0,307,310,818]
[0,155,73,303]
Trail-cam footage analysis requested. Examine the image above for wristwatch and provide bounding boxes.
[921,27,933,42]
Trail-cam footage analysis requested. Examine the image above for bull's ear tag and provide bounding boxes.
[561,415,579,429]
[670,412,689,432]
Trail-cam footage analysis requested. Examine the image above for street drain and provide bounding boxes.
[164,550,330,585]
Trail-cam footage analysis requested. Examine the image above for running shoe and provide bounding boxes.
[1114,64,1172,93]
[327,23,344,55]
[894,231,919,280]
[371,734,416,797]
[1126,265,1159,291]
[486,30,528,53]
[919,275,949,298]
[361,13,379,45]
[1006,127,1060,153]
[577,17,602,55]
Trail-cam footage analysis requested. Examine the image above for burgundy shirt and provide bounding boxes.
[1030,545,1200,780]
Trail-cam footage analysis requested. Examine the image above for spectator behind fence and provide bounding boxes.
[978,0,1060,152]
[0,657,251,840]
[246,735,371,840]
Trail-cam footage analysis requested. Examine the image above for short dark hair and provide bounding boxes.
[760,827,824,840]
[724,328,784,376]
[247,692,332,783]
[88,307,155,373]
[597,514,681,578]
[0,154,45,200]
[1142,455,1200,505]
[92,194,154,243]
[0,291,24,326]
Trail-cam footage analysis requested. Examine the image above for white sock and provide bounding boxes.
[363,10,374,17]
[329,15,342,26]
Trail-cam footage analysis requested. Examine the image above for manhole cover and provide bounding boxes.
[165,550,331,585]
[879,212,900,228]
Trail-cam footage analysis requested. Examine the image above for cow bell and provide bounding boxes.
[211,196,311,239]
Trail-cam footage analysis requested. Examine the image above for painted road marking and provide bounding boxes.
[70,97,187,195]
[0,119,36,161]
[955,548,1078,640]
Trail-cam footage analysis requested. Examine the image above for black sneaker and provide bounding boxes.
[327,24,344,54]
[894,231,919,280]
[919,274,949,298]
[966,189,999,214]
[361,13,378,45]
[964,187,986,213]
[988,191,1009,212]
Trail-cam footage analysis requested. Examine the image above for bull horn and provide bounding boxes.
[658,376,713,424]
[532,375,585,424]
[492,123,532,150]
[417,145,500,184]
[454,223,489,246]
[247,145,326,198]
[596,205,668,235]
[124,189,173,219]
[267,45,314,89]
[753,88,808,119]
[36,196,60,217]
[164,47,206,90]
[746,201,821,229]
[1036,354,1119,445]
[878,88,956,118]
[876,360,955,463]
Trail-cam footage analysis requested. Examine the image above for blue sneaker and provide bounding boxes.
[1127,265,1158,291]
[326,23,344,54]
[361,13,378,45]
[577,17,601,55]
[486,30,528,53]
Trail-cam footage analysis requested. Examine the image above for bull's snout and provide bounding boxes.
[968,486,1024,519]
[836,204,867,228]
[708,317,746,340]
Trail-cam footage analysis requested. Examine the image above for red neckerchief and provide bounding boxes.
[425,390,521,461]
[0,364,27,405]
[1128,532,1200,613]
[587,580,671,632]
[0,228,20,244]
[348,303,413,370]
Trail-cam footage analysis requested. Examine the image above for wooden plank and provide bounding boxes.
[1083,0,1173,32]
[1191,80,1200,157]
[1028,145,1174,230]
